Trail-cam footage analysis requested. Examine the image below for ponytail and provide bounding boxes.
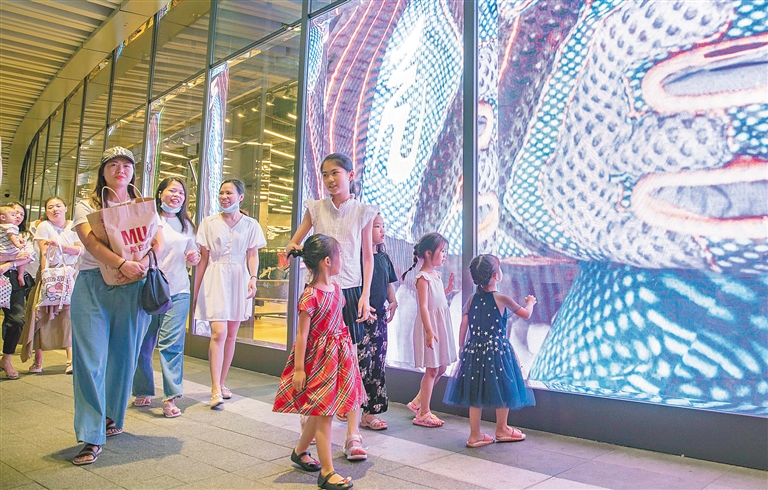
[401,250,419,281]
[290,234,340,277]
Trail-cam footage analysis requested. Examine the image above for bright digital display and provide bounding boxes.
[304,0,768,415]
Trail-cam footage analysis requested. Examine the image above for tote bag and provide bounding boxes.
[0,274,10,309]
[87,185,160,285]
[36,244,77,308]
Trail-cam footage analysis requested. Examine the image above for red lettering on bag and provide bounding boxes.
[121,226,148,245]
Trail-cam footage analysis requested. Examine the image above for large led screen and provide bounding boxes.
[303,0,768,415]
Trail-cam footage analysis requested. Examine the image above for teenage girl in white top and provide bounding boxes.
[286,153,378,461]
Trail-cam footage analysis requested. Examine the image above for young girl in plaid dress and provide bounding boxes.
[273,234,363,490]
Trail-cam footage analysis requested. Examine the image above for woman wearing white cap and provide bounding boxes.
[69,147,164,465]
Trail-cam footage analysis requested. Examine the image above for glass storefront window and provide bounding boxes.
[152,0,211,97]
[28,123,48,220]
[213,0,301,62]
[199,30,301,349]
[110,19,154,123]
[59,86,84,208]
[40,107,65,209]
[148,73,205,215]
[107,106,147,191]
[75,130,105,201]
[80,57,111,144]
[304,0,465,371]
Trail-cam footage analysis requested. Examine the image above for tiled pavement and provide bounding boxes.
[1,350,766,490]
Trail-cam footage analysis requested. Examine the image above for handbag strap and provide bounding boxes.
[101,183,144,208]
[146,249,158,270]
[45,241,65,267]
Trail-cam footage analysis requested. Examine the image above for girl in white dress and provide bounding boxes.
[194,179,266,408]
[286,153,378,461]
[401,232,457,427]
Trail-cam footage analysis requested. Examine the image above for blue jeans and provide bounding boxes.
[70,269,150,446]
[132,293,190,401]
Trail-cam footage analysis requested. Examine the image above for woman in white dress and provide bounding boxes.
[26,196,83,374]
[194,179,266,408]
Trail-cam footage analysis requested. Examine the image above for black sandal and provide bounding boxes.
[318,471,353,490]
[291,449,321,472]
[72,444,102,465]
[105,418,123,437]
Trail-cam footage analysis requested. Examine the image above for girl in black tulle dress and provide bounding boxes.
[443,254,537,448]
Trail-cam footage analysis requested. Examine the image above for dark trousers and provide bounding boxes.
[2,270,28,355]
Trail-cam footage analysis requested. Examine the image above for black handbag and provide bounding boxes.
[142,249,173,315]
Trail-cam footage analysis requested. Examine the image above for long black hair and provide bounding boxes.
[469,254,500,292]
[156,177,194,233]
[401,232,448,280]
[288,234,341,278]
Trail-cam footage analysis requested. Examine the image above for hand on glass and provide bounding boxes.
[446,272,455,292]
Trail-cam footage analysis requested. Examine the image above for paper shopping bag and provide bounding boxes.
[87,185,160,285]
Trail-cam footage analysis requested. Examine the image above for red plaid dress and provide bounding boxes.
[273,284,364,415]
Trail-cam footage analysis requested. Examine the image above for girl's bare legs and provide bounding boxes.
[295,414,319,459]
[208,321,227,395]
[417,366,445,416]
[495,408,518,437]
[219,320,240,388]
[316,415,350,485]
[34,349,43,366]
[65,347,72,363]
[346,407,361,437]
[411,365,446,407]
[468,407,484,444]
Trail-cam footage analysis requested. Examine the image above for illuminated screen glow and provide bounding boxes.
[304,0,768,415]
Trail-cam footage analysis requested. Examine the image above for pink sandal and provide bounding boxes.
[343,434,367,461]
[406,401,421,415]
[413,412,444,428]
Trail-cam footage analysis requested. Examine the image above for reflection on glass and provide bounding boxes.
[107,107,147,192]
[27,135,42,219]
[111,19,154,122]
[148,74,205,217]
[196,31,300,349]
[310,0,338,14]
[81,58,111,143]
[303,0,464,371]
[492,0,768,415]
[75,130,105,201]
[152,0,211,97]
[214,0,301,61]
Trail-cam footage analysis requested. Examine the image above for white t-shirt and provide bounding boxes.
[304,197,378,289]
[72,200,101,271]
[34,220,82,267]
[72,198,160,271]
[158,215,197,295]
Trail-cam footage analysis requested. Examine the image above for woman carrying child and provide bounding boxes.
[444,254,536,447]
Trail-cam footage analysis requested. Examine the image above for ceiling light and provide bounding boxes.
[160,151,187,159]
[271,149,294,159]
[286,113,297,120]
[224,139,239,144]
[263,129,295,143]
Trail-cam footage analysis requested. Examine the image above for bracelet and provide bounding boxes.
[117,259,127,270]
[250,275,257,280]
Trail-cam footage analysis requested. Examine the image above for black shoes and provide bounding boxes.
[290,449,321,472]
[318,471,353,490]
